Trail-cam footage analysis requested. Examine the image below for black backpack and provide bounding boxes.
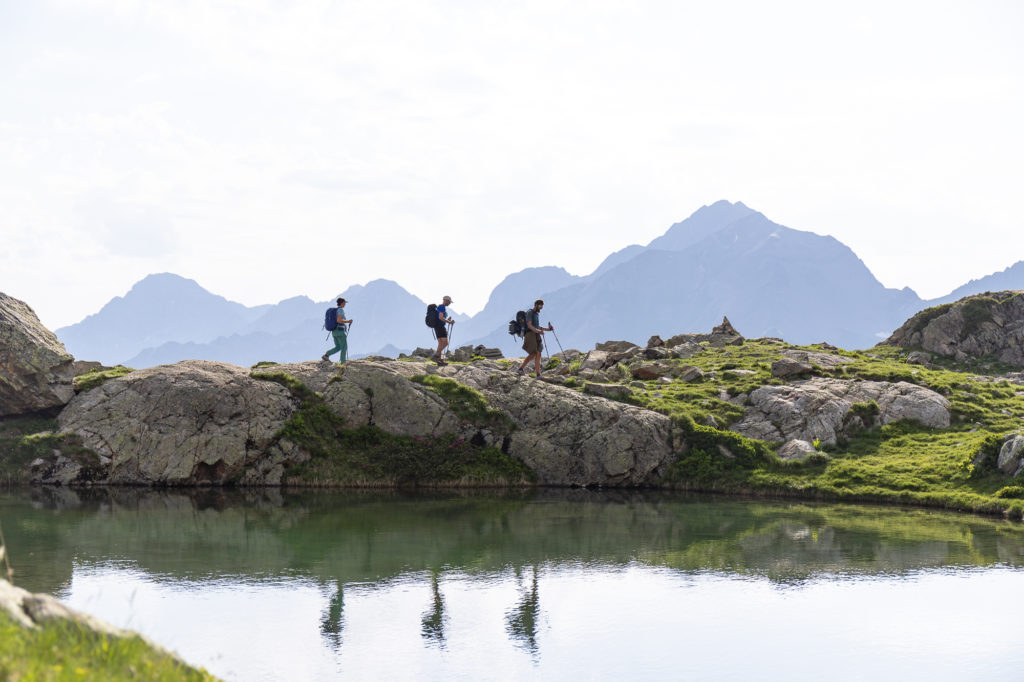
[425,303,439,328]
[507,310,528,338]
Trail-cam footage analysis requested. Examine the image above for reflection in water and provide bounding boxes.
[5,488,1024,681]
[506,564,541,655]
[320,580,344,652]
[420,571,447,648]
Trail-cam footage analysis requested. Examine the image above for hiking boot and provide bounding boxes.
[321,354,330,362]
[516,367,526,376]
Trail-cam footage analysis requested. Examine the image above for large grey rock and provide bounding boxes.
[56,360,300,485]
[583,382,635,400]
[595,340,638,353]
[772,356,813,378]
[777,439,822,462]
[997,435,1024,477]
[731,377,950,445]
[0,292,74,416]
[373,361,681,486]
[885,291,1024,367]
[581,350,610,371]
[781,349,855,370]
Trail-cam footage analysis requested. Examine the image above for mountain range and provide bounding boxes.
[56,201,1024,366]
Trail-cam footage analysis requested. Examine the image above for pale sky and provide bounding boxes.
[2,0,1022,329]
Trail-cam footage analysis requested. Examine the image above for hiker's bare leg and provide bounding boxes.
[435,337,449,357]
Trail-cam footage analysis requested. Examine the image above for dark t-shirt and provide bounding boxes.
[526,309,540,332]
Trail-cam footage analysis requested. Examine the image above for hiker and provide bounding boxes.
[321,297,353,363]
[432,295,455,364]
[517,299,553,377]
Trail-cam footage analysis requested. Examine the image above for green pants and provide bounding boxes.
[325,328,348,362]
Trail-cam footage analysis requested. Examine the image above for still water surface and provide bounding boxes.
[3,487,1024,681]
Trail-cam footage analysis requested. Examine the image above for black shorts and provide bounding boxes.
[434,324,448,339]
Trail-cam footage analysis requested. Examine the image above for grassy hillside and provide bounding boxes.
[526,339,1024,518]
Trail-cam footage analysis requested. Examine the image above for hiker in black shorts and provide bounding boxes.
[433,295,455,364]
[517,299,552,377]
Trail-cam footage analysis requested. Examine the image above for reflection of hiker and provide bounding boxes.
[432,295,455,365]
[321,297,353,363]
[517,299,552,377]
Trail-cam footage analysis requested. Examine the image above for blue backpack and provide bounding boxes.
[324,307,339,331]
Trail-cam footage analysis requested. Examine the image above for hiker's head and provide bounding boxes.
[534,299,544,310]
[442,296,452,305]
[337,298,346,307]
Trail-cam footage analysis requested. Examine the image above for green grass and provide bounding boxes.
[409,375,516,434]
[0,610,218,681]
[0,417,100,485]
[550,339,1024,518]
[73,365,133,393]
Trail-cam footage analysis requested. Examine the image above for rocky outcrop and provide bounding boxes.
[664,317,745,349]
[49,358,685,487]
[336,360,682,486]
[730,377,950,445]
[1,577,128,635]
[54,361,300,485]
[997,434,1024,477]
[777,439,823,462]
[0,292,75,416]
[884,291,1024,366]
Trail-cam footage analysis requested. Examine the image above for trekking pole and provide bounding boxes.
[446,321,455,357]
[551,328,566,361]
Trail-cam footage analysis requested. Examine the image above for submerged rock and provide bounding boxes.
[0,292,75,416]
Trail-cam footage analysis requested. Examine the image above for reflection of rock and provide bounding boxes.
[731,378,950,445]
[0,292,75,417]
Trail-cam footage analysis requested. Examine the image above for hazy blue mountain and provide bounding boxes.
[646,200,757,252]
[453,266,583,344]
[60,200,1015,366]
[930,260,1024,304]
[586,244,647,280]
[123,278,431,368]
[57,273,270,366]
[463,201,925,352]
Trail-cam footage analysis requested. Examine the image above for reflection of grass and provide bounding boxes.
[0,610,218,681]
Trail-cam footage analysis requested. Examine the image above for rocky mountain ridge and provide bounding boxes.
[53,200,1024,368]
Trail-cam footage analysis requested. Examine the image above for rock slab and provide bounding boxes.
[731,377,951,445]
[0,292,75,416]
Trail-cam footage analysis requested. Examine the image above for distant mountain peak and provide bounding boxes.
[646,200,759,252]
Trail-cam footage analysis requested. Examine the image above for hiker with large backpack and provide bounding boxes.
[321,297,353,363]
[516,299,553,377]
[425,295,455,365]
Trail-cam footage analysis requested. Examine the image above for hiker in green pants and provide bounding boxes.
[322,297,353,363]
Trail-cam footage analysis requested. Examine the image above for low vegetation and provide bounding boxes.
[544,339,1024,518]
[0,610,218,682]
[0,416,99,485]
[73,365,133,393]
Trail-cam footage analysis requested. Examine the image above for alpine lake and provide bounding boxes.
[4,487,1024,681]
